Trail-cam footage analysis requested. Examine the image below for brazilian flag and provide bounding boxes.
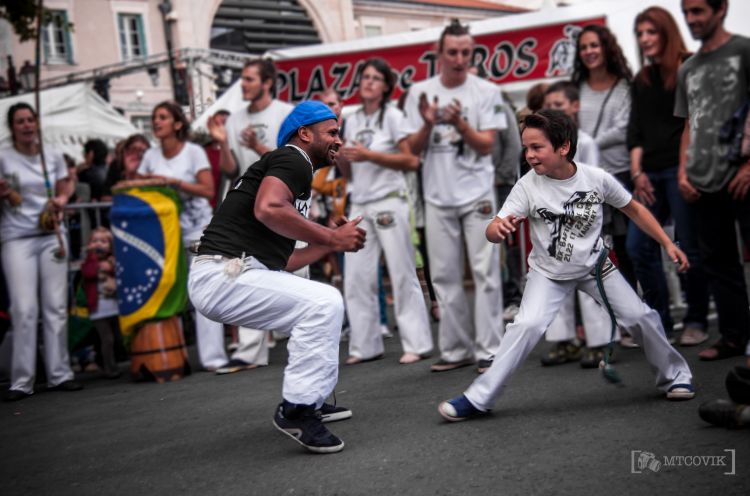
[110,186,187,347]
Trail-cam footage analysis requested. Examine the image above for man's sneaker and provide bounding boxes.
[272,403,344,454]
[666,383,695,401]
[430,358,474,372]
[540,341,581,366]
[698,399,747,429]
[215,359,259,375]
[477,357,493,374]
[318,403,352,423]
[438,395,488,422]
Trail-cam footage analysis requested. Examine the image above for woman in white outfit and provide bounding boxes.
[137,101,221,370]
[338,58,434,364]
[1,103,81,401]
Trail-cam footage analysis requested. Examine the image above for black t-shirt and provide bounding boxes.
[626,64,684,172]
[198,146,312,270]
[78,163,109,200]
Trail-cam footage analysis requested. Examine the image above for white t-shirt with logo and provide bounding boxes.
[499,163,631,280]
[138,142,213,242]
[344,105,409,204]
[226,99,294,176]
[0,146,68,242]
[402,73,507,207]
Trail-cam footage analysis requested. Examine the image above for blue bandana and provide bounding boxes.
[277,101,337,148]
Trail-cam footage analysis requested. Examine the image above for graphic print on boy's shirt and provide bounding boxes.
[537,190,602,262]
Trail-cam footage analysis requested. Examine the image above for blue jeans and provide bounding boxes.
[626,167,709,333]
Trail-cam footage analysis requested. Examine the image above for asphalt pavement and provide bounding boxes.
[1,317,748,495]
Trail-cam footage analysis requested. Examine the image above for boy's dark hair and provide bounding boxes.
[84,139,109,164]
[438,18,470,52]
[523,109,578,161]
[545,81,580,103]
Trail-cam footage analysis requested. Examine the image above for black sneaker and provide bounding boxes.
[699,399,746,428]
[318,403,352,423]
[273,402,345,454]
[541,341,581,366]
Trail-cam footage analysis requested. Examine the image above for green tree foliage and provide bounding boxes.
[0,0,73,42]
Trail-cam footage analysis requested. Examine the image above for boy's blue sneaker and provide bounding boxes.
[438,394,487,422]
[666,383,695,401]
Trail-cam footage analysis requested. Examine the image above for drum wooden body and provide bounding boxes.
[130,316,191,383]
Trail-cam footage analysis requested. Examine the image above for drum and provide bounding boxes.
[129,315,191,383]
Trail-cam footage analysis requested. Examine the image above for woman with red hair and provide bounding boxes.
[625,6,710,347]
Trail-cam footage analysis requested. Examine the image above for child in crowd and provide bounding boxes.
[81,227,121,378]
[438,109,695,422]
[540,81,619,367]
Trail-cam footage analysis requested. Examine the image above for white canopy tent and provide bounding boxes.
[0,83,138,162]
[192,0,750,128]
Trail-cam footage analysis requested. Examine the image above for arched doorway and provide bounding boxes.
[210,0,322,93]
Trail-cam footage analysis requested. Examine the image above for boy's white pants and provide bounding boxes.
[545,290,620,348]
[425,192,504,362]
[188,255,344,407]
[2,236,74,393]
[345,196,433,359]
[464,267,692,411]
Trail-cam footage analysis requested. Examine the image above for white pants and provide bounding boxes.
[2,236,74,393]
[464,267,693,411]
[188,255,344,407]
[186,249,228,370]
[425,192,504,362]
[345,196,433,359]
[229,257,310,367]
[545,291,620,348]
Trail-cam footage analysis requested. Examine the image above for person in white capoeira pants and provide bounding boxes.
[207,58,294,374]
[540,81,620,368]
[189,101,366,453]
[438,110,695,422]
[403,19,506,374]
[335,57,433,365]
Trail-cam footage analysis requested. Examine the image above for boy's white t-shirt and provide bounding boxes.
[575,130,600,167]
[226,99,294,176]
[402,73,507,207]
[499,163,632,280]
[138,142,213,241]
[344,105,409,204]
[0,146,68,241]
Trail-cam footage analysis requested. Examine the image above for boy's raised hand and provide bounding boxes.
[486,215,524,243]
[665,243,690,273]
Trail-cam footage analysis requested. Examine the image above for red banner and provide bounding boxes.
[275,17,605,105]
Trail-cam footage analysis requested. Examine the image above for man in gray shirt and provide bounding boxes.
[675,0,750,360]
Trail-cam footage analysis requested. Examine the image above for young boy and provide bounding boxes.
[438,109,695,422]
[541,81,615,368]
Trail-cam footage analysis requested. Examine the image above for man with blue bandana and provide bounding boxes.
[189,101,366,454]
